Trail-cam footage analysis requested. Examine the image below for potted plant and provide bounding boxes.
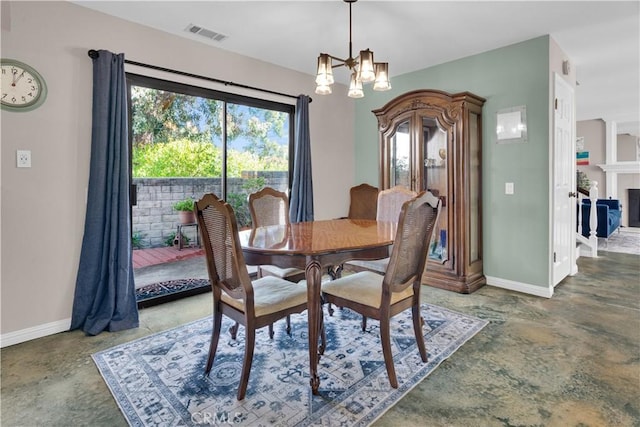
[173,198,196,224]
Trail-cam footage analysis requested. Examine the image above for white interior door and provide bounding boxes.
[552,73,575,286]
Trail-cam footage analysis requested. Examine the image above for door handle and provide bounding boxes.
[568,191,577,198]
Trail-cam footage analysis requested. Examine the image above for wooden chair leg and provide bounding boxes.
[413,304,428,362]
[237,327,256,400]
[286,315,292,335]
[205,310,223,374]
[319,309,326,356]
[326,265,342,317]
[268,323,274,339]
[229,322,239,340]
[361,315,367,332]
[380,316,398,388]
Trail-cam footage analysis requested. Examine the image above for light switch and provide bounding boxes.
[505,182,514,195]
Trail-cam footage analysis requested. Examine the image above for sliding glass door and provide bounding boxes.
[127,73,294,306]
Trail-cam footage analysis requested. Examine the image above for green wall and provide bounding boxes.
[354,36,551,289]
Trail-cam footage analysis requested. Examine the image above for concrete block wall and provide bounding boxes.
[132,172,288,248]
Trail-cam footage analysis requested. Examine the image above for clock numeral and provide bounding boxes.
[1,93,6,99]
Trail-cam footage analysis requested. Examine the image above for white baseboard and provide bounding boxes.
[1,318,71,348]
[486,276,553,298]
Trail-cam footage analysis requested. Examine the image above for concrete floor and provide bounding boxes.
[1,251,639,426]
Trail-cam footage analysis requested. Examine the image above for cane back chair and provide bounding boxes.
[346,185,417,275]
[248,187,307,283]
[322,191,441,388]
[195,193,308,400]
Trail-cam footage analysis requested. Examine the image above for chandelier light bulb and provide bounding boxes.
[315,54,334,86]
[348,73,364,98]
[357,50,376,83]
[315,83,332,95]
[373,63,391,91]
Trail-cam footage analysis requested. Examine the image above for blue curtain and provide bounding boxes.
[289,95,314,223]
[70,50,139,335]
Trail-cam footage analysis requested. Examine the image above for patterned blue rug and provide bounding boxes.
[93,304,488,426]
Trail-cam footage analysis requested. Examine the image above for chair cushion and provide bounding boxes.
[221,276,307,317]
[322,271,414,309]
[260,264,305,278]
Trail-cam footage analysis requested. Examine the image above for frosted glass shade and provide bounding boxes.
[357,49,375,83]
[373,63,391,91]
[348,73,364,98]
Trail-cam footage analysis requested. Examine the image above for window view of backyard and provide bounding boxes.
[129,80,293,249]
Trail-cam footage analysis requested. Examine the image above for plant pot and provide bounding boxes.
[178,210,196,224]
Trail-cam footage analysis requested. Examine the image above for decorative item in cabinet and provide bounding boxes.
[373,89,486,293]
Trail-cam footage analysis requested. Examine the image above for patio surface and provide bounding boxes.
[133,246,204,269]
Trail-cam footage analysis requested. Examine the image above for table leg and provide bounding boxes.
[305,259,322,395]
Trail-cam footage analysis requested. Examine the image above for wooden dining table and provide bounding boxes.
[238,218,397,394]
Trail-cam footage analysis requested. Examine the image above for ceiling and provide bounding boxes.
[74,1,639,135]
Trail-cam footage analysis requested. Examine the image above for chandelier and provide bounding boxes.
[315,0,391,98]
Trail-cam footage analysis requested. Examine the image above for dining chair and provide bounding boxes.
[337,186,418,329]
[322,190,441,389]
[248,187,306,336]
[345,185,417,275]
[248,187,306,282]
[195,193,309,400]
[347,183,379,220]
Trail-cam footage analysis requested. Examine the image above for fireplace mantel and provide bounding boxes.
[597,161,640,173]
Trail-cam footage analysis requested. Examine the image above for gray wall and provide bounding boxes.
[1,1,354,340]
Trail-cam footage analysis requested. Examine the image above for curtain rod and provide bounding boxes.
[87,49,310,102]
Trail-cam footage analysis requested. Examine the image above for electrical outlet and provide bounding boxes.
[17,150,31,168]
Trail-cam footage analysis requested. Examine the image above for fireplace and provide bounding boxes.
[629,189,640,228]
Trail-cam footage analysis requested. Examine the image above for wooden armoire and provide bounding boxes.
[374,89,486,293]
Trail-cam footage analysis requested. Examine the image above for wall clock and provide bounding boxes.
[1,59,48,112]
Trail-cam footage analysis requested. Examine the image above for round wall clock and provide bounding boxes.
[1,59,48,112]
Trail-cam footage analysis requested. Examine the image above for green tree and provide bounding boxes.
[132,139,222,177]
[131,87,222,147]
[130,85,290,178]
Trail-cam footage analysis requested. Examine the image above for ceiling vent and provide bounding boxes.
[185,24,227,42]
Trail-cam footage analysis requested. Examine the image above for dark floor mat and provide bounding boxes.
[136,278,210,308]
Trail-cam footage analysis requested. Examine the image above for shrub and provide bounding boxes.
[226,193,251,228]
[173,198,195,211]
[165,232,189,247]
[132,232,144,249]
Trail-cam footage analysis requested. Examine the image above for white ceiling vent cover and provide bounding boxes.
[185,24,227,42]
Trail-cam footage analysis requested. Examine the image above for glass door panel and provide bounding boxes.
[390,120,411,188]
[422,117,448,262]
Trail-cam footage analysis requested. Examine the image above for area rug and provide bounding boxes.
[599,228,640,256]
[93,304,488,426]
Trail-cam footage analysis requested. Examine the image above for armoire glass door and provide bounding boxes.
[390,120,411,188]
[421,117,449,262]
